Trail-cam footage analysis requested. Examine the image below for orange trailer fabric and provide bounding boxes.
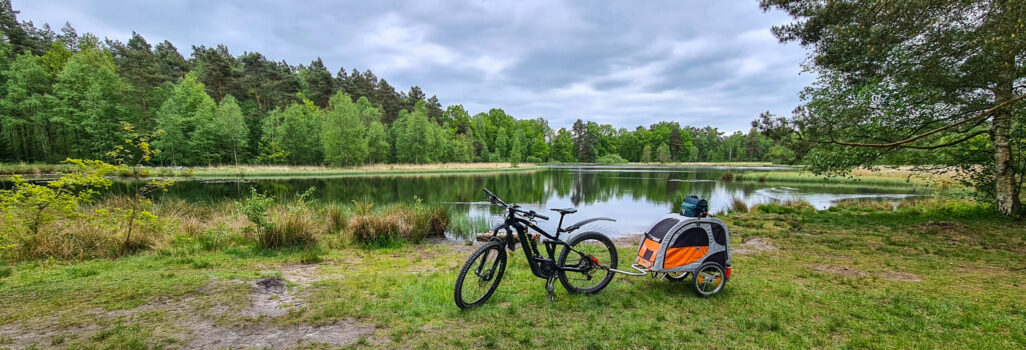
[663,246,709,269]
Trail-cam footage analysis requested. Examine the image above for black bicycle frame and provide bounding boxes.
[490,209,591,279]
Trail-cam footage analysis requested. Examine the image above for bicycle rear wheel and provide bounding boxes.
[454,241,507,309]
[557,231,618,294]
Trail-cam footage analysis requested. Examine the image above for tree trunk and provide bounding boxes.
[992,59,1022,217]
[992,111,1021,217]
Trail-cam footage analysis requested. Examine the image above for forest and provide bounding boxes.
[0,2,790,167]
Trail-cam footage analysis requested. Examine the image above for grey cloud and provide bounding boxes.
[14,0,811,132]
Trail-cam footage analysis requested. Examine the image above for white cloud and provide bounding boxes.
[12,0,813,133]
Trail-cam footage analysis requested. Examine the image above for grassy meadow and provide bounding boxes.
[1,197,1024,349]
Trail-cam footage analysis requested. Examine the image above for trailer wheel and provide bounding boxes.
[666,271,689,281]
[692,262,725,297]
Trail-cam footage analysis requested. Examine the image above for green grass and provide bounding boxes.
[1,201,1024,348]
[740,170,946,187]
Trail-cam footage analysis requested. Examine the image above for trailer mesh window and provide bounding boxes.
[646,218,679,242]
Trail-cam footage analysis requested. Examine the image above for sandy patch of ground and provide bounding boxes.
[0,316,99,349]
[811,264,922,282]
[734,237,779,255]
[185,318,374,349]
[0,274,375,349]
[242,277,301,318]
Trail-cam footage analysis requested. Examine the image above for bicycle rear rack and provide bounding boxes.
[609,264,649,276]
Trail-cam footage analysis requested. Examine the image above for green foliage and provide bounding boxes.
[0,3,801,169]
[240,187,274,235]
[656,143,671,163]
[392,101,444,163]
[366,121,391,163]
[596,153,628,164]
[509,128,523,167]
[153,72,216,165]
[194,95,248,165]
[260,99,323,165]
[0,159,117,260]
[760,0,1026,215]
[322,92,368,166]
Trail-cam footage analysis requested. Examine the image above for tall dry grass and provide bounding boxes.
[258,207,321,249]
[346,204,449,246]
[729,196,749,213]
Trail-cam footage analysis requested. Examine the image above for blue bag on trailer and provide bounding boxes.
[680,195,708,217]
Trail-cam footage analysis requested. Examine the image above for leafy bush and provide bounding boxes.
[525,156,542,163]
[596,154,628,164]
[240,187,275,235]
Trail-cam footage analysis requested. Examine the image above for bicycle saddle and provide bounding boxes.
[550,208,577,215]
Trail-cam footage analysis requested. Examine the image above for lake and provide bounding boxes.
[117,165,928,239]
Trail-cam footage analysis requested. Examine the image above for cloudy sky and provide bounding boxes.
[15,0,813,132]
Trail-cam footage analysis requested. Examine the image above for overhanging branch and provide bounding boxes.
[807,92,1026,148]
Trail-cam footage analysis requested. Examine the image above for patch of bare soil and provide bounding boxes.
[185,318,374,349]
[812,264,870,278]
[426,236,479,255]
[242,277,300,318]
[0,316,99,350]
[883,272,923,282]
[919,221,970,241]
[734,237,778,255]
[278,264,323,286]
[811,264,922,282]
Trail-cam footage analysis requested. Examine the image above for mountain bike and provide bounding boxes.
[453,188,619,309]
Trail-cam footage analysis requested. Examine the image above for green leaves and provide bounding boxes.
[322,92,368,167]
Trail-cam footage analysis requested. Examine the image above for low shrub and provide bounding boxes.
[259,208,320,249]
[596,154,628,164]
[525,156,543,163]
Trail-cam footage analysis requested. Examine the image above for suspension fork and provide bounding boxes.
[474,247,501,280]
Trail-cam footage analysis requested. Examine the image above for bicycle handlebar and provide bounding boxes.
[482,188,548,220]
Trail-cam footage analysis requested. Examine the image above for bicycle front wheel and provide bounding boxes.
[557,231,618,294]
[454,241,507,309]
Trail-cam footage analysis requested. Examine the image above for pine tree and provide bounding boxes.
[299,58,335,107]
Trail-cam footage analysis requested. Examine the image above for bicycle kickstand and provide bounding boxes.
[545,276,556,303]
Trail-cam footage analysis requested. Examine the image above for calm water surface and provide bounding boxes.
[127,165,927,239]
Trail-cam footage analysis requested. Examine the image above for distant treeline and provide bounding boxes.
[0,2,793,166]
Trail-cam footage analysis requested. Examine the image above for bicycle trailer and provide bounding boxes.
[612,209,732,296]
